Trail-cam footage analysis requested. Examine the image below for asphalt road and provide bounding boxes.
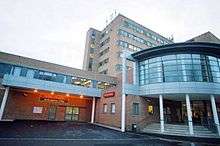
[0,120,218,146]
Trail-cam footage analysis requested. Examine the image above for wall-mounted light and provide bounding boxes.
[34,89,38,93]
[66,93,70,97]
[51,91,54,95]
[80,94,84,99]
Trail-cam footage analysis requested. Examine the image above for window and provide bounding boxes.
[20,67,28,77]
[99,69,108,74]
[65,107,79,121]
[97,81,115,89]
[118,40,142,52]
[0,63,12,78]
[90,48,94,54]
[99,47,109,57]
[103,104,107,113]
[123,20,171,45]
[33,70,64,83]
[111,103,115,113]
[98,58,109,67]
[100,37,110,47]
[71,77,92,87]
[132,103,140,115]
[139,53,220,85]
[88,58,93,70]
[115,64,131,72]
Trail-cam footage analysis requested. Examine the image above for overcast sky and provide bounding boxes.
[0,0,219,69]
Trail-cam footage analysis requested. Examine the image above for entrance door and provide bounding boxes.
[48,106,57,120]
[182,101,208,125]
[65,107,79,121]
[192,101,206,124]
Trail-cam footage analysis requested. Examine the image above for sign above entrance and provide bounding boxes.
[103,91,115,98]
[33,107,43,114]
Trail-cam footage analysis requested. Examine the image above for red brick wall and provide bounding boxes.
[95,68,160,131]
[3,89,92,122]
[95,85,121,128]
[126,95,160,131]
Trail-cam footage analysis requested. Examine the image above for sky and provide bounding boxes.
[0,0,219,69]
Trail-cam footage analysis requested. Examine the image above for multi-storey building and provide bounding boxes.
[0,20,220,139]
[83,14,173,76]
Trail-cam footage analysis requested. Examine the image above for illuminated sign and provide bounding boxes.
[103,92,115,98]
[148,105,153,114]
[33,107,43,113]
[40,97,68,103]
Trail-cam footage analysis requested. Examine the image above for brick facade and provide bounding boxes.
[95,85,121,128]
[3,89,92,122]
[94,69,160,131]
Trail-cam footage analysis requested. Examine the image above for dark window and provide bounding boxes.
[88,58,93,70]
[34,70,64,83]
[90,48,94,54]
[0,63,12,78]
[132,103,140,115]
[20,67,28,77]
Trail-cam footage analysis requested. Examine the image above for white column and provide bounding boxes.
[121,51,126,132]
[159,95,164,133]
[210,95,220,136]
[0,87,9,120]
[133,61,137,85]
[186,94,194,135]
[91,97,96,123]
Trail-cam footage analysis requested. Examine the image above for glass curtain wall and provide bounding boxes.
[139,54,220,85]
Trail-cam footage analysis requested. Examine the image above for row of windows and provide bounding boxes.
[99,47,109,57]
[103,103,115,114]
[118,29,156,47]
[118,40,142,52]
[0,63,115,89]
[102,102,140,115]
[99,69,108,75]
[115,64,132,72]
[123,21,170,45]
[98,58,109,68]
[100,30,110,39]
[100,37,110,47]
[139,54,220,85]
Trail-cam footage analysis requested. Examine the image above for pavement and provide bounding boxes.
[0,120,219,146]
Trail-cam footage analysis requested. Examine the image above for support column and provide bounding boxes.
[159,95,164,133]
[121,51,126,132]
[186,94,194,135]
[133,61,137,85]
[0,87,9,120]
[91,97,96,123]
[210,95,220,136]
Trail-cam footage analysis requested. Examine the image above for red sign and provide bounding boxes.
[103,92,115,98]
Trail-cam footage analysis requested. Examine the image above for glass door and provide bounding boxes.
[48,106,57,120]
[65,107,79,121]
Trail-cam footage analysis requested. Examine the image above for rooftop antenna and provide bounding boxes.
[110,13,114,21]
[105,18,108,26]
[170,34,174,42]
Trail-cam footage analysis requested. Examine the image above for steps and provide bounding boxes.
[141,123,219,138]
